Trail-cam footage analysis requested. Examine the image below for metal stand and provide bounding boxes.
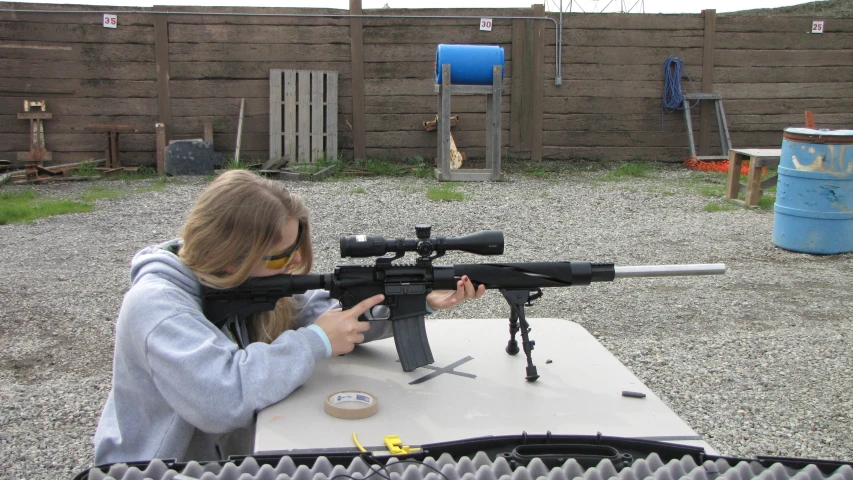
[683,93,732,160]
[435,64,503,181]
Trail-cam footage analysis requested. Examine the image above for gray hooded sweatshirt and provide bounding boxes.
[93,241,391,465]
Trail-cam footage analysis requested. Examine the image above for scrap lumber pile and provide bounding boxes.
[0,160,106,185]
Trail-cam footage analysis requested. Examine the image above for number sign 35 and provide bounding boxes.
[103,14,117,29]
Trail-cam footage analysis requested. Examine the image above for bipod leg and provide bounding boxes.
[516,309,539,382]
[501,289,540,382]
[506,309,520,355]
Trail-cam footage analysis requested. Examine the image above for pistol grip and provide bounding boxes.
[392,315,434,372]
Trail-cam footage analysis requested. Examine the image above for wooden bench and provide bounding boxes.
[725,148,782,207]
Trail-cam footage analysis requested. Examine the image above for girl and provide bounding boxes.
[94,170,483,465]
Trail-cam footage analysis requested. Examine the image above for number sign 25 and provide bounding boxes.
[811,20,824,34]
[480,18,492,32]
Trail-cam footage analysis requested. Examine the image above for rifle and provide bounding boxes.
[202,225,726,381]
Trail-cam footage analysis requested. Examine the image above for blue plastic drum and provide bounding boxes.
[435,44,505,85]
[772,128,853,254]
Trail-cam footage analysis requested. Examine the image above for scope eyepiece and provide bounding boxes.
[340,227,504,258]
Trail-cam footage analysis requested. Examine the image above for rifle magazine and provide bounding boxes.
[392,315,434,372]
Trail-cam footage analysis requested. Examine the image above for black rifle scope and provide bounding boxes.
[340,225,504,258]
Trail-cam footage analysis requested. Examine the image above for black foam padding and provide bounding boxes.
[85,452,853,480]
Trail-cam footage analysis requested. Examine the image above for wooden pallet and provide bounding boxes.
[268,70,338,170]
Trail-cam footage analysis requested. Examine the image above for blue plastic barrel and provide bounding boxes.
[435,44,505,85]
[772,128,853,254]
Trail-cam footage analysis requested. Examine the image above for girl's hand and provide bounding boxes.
[426,275,485,310]
[313,294,385,355]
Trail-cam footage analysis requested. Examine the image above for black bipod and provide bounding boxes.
[501,289,544,382]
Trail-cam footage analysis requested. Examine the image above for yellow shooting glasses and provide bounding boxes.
[263,222,304,270]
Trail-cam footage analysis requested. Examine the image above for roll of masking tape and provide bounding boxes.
[324,391,379,420]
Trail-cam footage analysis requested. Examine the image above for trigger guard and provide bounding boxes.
[367,305,391,321]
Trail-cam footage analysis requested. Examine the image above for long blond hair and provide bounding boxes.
[179,170,313,343]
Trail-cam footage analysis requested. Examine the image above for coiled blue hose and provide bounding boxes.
[662,57,688,112]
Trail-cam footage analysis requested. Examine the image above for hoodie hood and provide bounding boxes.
[129,239,200,297]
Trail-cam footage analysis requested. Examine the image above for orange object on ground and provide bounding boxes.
[684,157,765,175]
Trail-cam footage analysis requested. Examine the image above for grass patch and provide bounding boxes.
[595,161,665,181]
[676,168,779,212]
[523,163,560,180]
[335,156,432,179]
[757,195,776,210]
[500,159,672,181]
[347,157,415,177]
[697,182,726,197]
[134,176,170,193]
[222,155,264,171]
[704,202,740,213]
[117,165,160,181]
[427,182,465,202]
[680,171,727,197]
[350,187,367,194]
[399,185,426,194]
[290,155,343,175]
[0,173,172,225]
[681,167,777,211]
[0,190,92,225]
[80,186,124,202]
[410,157,434,179]
[498,158,600,179]
[74,162,100,177]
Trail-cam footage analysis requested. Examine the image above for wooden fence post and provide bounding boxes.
[153,6,173,144]
[699,9,716,156]
[510,18,530,154]
[349,0,366,160]
[531,4,545,162]
[510,5,545,161]
[155,122,166,174]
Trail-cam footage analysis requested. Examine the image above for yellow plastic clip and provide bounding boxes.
[383,435,421,455]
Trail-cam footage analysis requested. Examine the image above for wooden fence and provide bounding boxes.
[1,1,852,167]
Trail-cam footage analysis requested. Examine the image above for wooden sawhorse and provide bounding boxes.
[725,148,782,207]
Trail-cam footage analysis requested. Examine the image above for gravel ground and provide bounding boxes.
[1,168,851,479]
